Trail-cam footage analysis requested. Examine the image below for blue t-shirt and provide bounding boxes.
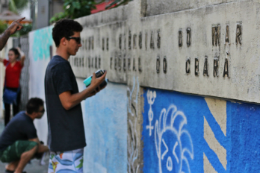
[0,111,37,151]
[44,55,86,152]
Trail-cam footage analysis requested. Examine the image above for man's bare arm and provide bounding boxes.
[17,47,25,66]
[59,71,107,110]
[0,30,11,51]
[29,138,49,153]
[0,18,25,51]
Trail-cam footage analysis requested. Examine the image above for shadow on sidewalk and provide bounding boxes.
[0,118,49,173]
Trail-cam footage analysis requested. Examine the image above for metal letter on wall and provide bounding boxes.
[213,56,219,77]
[92,36,94,50]
[98,56,101,68]
[133,57,136,71]
[118,55,122,71]
[82,57,84,67]
[150,31,154,49]
[128,57,131,71]
[139,32,142,49]
[203,56,209,76]
[163,56,167,73]
[119,34,122,50]
[123,56,126,72]
[145,32,148,50]
[107,38,109,51]
[225,25,229,43]
[133,34,137,49]
[81,40,85,52]
[95,57,97,69]
[195,58,199,76]
[110,57,113,69]
[212,25,220,46]
[179,29,182,47]
[129,31,132,50]
[156,56,160,73]
[186,59,190,74]
[138,57,142,72]
[187,27,191,47]
[223,58,229,77]
[114,56,117,70]
[79,57,82,67]
[124,34,126,50]
[157,30,161,49]
[236,23,242,45]
[102,38,105,50]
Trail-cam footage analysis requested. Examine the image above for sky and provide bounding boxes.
[20,3,30,20]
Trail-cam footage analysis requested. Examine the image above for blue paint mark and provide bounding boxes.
[83,82,127,173]
[142,88,260,173]
[32,26,53,61]
[228,102,260,173]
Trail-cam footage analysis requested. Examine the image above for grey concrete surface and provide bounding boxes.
[0,118,49,173]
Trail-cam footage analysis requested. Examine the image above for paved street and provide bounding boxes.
[0,118,49,173]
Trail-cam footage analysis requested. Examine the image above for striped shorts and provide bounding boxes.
[48,148,84,173]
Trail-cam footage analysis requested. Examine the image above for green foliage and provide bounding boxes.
[9,0,29,14]
[10,24,32,37]
[50,0,98,23]
[106,0,132,9]
[0,20,7,33]
[18,24,32,36]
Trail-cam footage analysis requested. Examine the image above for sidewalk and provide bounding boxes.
[0,118,49,173]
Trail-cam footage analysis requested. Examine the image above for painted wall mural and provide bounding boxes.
[83,82,127,173]
[32,26,53,61]
[143,88,260,173]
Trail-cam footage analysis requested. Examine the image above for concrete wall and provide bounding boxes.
[67,0,260,172]
[71,0,260,104]
[28,26,53,144]
[24,0,260,172]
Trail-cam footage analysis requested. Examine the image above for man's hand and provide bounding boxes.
[89,71,107,92]
[7,17,25,35]
[0,17,25,51]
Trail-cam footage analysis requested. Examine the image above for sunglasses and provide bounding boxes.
[68,37,81,44]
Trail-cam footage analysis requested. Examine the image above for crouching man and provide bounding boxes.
[0,98,49,173]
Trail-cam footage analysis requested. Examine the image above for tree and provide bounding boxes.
[9,0,29,14]
[50,0,97,23]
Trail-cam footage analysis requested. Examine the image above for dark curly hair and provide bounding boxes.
[52,19,83,47]
[26,98,44,114]
[9,48,20,58]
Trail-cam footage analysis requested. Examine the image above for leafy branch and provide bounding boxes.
[50,0,98,23]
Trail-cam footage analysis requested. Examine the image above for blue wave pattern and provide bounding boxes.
[48,148,84,173]
[143,88,260,173]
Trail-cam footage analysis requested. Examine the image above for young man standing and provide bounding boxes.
[0,98,49,173]
[45,19,107,173]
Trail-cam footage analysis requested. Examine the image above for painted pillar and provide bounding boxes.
[83,82,128,173]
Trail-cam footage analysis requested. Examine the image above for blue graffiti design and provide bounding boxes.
[32,26,53,61]
[154,104,194,173]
